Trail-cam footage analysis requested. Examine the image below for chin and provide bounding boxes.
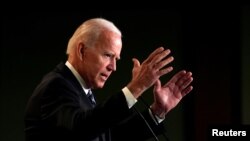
[94,82,105,89]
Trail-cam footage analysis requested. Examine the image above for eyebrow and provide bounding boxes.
[113,53,120,61]
[104,50,120,61]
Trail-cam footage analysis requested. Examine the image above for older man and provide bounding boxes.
[25,18,193,141]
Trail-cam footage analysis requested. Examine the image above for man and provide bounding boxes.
[25,18,193,141]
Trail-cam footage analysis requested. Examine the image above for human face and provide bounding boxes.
[81,31,122,89]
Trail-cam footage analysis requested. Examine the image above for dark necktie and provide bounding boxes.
[87,90,96,106]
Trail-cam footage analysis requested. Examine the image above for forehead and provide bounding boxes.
[98,31,122,56]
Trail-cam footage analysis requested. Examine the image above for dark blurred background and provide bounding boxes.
[1,6,250,141]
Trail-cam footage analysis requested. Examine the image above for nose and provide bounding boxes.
[107,59,116,71]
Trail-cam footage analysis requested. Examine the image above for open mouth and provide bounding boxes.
[100,73,109,80]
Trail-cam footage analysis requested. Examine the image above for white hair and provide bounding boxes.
[66,18,122,55]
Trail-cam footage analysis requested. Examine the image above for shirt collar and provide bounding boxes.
[65,61,91,95]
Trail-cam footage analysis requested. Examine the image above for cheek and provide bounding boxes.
[92,62,106,75]
[96,64,107,75]
[87,55,109,77]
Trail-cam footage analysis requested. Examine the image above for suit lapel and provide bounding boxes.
[55,62,95,109]
[54,63,110,140]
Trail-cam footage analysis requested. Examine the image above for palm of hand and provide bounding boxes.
[154,82,182,113]
[153,70,193,114]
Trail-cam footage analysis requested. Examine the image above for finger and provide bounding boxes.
[154,56,174,70]
[151,49,171,65]
[157,66,173,77]
[176,72,192,86]
[132,58,140,68]
[181,86,193,97]
[163,70,186,87]
[180,76,193,91]
[144,47,164,63]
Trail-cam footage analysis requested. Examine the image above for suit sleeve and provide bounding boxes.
[110,107,165,141]
[38,77,134,140]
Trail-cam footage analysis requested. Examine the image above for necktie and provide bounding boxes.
[87,90,96,106]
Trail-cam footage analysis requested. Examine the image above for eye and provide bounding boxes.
[104,53,112,58]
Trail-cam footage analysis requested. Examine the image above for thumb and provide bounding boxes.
[132,58,140,68]
[154,79,161,92]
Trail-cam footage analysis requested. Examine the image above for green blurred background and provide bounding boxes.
[1,6,250,141]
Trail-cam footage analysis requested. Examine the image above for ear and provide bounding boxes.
[77,43,86,61]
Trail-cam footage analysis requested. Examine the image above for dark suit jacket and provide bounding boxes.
[25,63,165,141]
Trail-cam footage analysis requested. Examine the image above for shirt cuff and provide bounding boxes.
[148,108,165,124]
[122,87,137,109]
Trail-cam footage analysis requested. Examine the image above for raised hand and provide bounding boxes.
[150,70,193,118]
[127,47,174,98]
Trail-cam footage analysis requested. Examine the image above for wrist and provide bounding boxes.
[150,104,166,119]
[126,82,146,99]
